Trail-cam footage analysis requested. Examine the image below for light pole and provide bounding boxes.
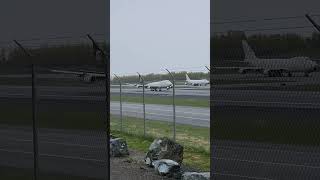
[137,72,146,137]
[13,40,39,180]
[113,74,123,132]
[165,69,176,141]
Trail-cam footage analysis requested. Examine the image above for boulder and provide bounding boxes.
[145,137,183,166]
[152,159,181,178]
[110,138,129,157]
[182,172,210,180]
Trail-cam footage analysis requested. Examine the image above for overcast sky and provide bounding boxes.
[212,0,320,36]
[0,0,107,48]
[110,0,210,76]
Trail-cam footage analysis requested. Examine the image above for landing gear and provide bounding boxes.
[267,70,283,77]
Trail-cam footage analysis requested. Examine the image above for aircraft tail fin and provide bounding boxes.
[186,74,190,81]
[242,40,257,61]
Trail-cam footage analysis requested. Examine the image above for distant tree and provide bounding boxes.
[111,71,209,84]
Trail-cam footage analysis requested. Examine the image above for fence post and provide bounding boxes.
[87,34,110,180]
[13,40,39,180]
[137,72,146,137]
[306,14,320,33]
[165,69,176,141]
[113,74,123,132]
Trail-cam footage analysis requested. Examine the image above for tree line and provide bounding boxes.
[0,43,108,65]
[211,31,320,63]
[112,71,210,84]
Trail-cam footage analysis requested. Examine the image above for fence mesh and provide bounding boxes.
[211,11,320,179]
[0,35,108,179]
[0,65,34,178]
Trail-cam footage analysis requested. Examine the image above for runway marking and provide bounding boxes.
[212,157,320,169]
[0,148,106,163]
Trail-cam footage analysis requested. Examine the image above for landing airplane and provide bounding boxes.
[51,69,105,82]
[135,80,173,91]
[214,40,320,77]
[185,74,209,86]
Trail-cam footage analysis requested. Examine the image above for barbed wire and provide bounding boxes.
[213,25,316,34]
[0,33,106,46]
[211,14,320,25]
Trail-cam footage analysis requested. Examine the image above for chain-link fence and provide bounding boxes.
[0,35,109,180]
[110,69,210,170]
[211,11,320,179]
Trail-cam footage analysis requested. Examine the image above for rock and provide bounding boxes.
[152,159,181,178]
[145,137,183,166]
[182,172,210,180]
[110,138,129,157]
[110,134,117,139]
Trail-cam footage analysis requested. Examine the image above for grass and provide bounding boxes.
[111,95,209,107]
[111,131,210,171]
[111,115,210,171]
[0,167,101,180]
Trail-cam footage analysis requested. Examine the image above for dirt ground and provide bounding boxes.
[110,150,174,180]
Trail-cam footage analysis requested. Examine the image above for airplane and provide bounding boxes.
[146,80,173,91]
[51,69,105,83]
[214,40,320,77]
[135,80,173,91]
[185,74,209,86]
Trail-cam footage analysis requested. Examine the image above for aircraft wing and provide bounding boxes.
[51,69,85,75]
[213,66,262,70]
[51,69,105,77]
[212,66,243,70]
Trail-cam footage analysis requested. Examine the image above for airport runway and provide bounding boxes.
[0,85,210,127]
[110,102,210,127]
[111,87,210,97]
[1,85,320,128]
[1,85,320,109]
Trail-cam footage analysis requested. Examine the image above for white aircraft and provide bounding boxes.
[146,80,173,91]
[51,69,105,83]
[185,74,209,86]
[135,80,173,91]
[214,40,320,77]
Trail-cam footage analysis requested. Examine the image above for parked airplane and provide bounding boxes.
[135,80,173,91]
[214,40,320,77]
[51,69,105,82]
[185,74,209,86]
